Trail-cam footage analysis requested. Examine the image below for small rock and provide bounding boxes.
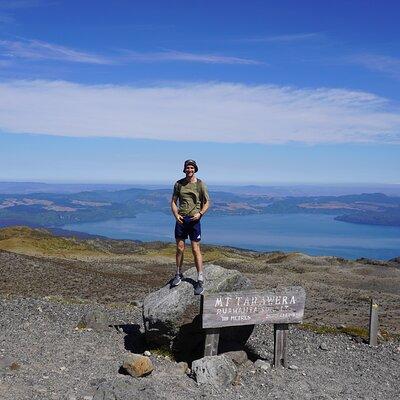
[170,361,189,376]
[143,351,151,357]
[131,300,143,307]
[9,362,21,371]
[288,365,299,370]
[77,310,109,331]
[223,350,248,365]
[89,378,106,387]
[319,343,329,351]
[0,356,20,371]
[254,359,270,372]
[192,355,237,389]
[122,354,153,378]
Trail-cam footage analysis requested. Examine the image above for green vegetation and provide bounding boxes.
[300,322,371,339]
[299,323,400,342]
[148,345,175,360]
[0,226,106,258]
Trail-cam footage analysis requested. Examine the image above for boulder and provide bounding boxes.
[192,355,237,389]
[142,264,253,361]
[122,354,153,378]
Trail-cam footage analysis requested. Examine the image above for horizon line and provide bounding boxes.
[0,179,399,187]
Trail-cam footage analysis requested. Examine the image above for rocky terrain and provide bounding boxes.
[0,226,399,399]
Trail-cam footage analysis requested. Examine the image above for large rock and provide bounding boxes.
[142,264,253,361]
[122,354,153,378]
[192,355,237,389]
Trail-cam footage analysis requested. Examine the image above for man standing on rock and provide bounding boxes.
[170,159,210,295]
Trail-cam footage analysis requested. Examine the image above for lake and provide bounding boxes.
[62,212,400,260]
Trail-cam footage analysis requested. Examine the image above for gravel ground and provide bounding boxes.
[1,297,399,400]
[1,248,399,336]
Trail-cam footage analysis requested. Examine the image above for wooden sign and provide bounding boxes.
[202,286,306,329]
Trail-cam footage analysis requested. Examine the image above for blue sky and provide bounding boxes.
[0,0,399,184]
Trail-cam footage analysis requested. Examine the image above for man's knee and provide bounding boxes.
[176,242,185,254]
[191,242,201,254]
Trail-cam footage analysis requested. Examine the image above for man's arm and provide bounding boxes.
[171,195,184,224]
[191,198,210,221]
[200,199,210,216]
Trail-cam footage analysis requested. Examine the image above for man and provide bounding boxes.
[170,159,210,295]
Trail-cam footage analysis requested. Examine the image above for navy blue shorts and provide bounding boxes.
[175,215,202,242]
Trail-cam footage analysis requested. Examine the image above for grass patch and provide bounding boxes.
[149,345,175,359]
[299,323,369,339]
[0,226,106,258]
[299,323,340,335]
[299,323,400,342]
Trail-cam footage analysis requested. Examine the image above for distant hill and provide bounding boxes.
[1,188,400,228]
[1,181,400,196]
[336,208,400,226]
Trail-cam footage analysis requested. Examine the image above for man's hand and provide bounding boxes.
[175,214,184,224]
[190,213,201,221]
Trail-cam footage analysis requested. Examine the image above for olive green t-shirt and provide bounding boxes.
[173,178,210,217]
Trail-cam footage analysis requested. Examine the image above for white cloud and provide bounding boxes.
[0,39,114,64]
[0,80,399,144]
[0,39,262,65]
[122,49,262,65]
[348,54,400,80]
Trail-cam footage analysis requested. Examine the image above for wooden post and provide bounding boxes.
[204,328,220,356]
[274,323,289,368]
[369,299,379,346]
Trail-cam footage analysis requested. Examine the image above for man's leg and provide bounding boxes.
[191,240,204,295]
[191,240,203,281]
[176,239,185,273]
[171,239,185,287]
